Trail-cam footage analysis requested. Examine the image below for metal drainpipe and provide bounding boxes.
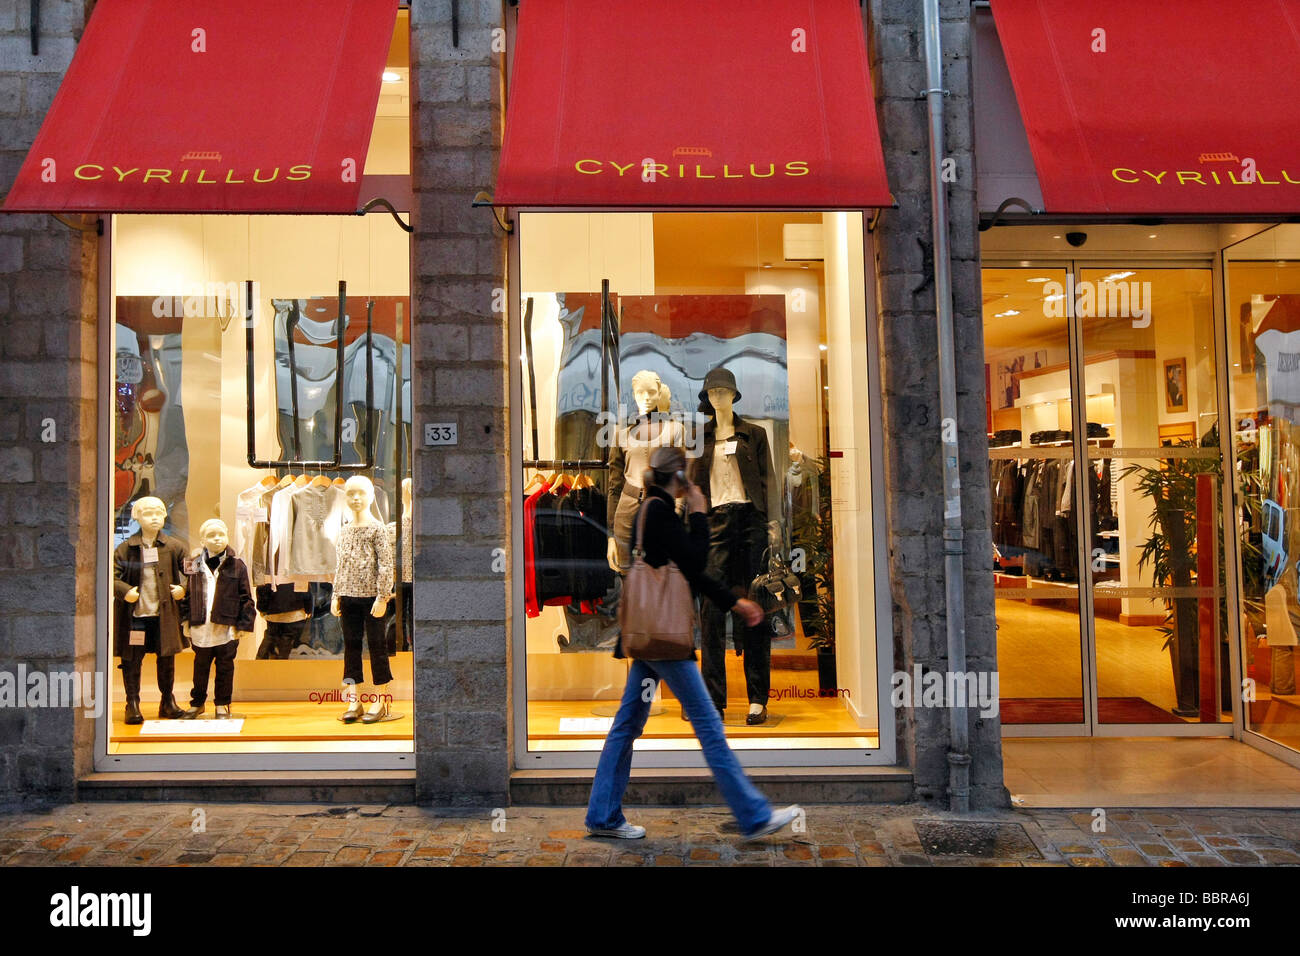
[921,0,971,812]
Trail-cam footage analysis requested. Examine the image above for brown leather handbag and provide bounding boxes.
[618,499,697,660]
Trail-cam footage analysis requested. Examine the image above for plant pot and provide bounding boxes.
[816,648,837,695]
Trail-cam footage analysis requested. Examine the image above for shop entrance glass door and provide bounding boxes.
[986,266,1089,732]
[1078,266,1230,730]
[986,262,1232,734]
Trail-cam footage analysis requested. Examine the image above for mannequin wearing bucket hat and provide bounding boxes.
[687,366,778,725]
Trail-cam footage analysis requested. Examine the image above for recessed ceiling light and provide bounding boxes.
[762,263,772,269]
[818,344,828,351]
[1044,293,1066,302]
[1148,233,1158,239]
[1052,235,1062,239]
[1100,271,1136,282]
[382,71,402,83]
[1026,277,1052,283]
[994,309,1021,317]
[1019,260,1031,267]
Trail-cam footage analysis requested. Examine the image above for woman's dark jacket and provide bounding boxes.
[182,547,257,632]
[613,485,738,660]
[112,530,189,658]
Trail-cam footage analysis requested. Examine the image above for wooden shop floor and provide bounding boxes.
[527,657,873,747]
[996,597,1231,723]
[108,700,414,755]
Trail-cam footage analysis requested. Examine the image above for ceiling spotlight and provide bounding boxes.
[382,71,402,83]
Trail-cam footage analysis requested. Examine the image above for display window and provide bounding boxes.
[1226,224,1300,753]
[100,11,413,765]
[513,211,890,762]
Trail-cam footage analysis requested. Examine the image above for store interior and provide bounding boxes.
[982,223,1300,732]
[518,211,881,752]
[104,12,413,757]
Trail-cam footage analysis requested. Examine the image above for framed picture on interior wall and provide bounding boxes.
[995,354,1025,410]
[1163,357,1188,413]
[1157,422,1196,447]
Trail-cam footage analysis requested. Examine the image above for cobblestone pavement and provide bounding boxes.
[3,802,1300,866]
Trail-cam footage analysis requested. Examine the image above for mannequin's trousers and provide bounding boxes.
[190,641,238,707]
[339,596,393,686]
[700,502,771,711]
[118,617,174,698]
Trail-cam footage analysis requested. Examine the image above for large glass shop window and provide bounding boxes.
[108,212,413,757]
[517,211,881,753]
[1226,224,1300,753]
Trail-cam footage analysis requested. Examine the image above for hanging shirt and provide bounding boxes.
[234,482,276,586]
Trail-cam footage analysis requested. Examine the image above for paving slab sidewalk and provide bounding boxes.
[3,802,1300,866]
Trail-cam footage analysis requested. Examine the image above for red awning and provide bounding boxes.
[495,0,891,209]
[2,0,396,214]
[991,0,1300,216]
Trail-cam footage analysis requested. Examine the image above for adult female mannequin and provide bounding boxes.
[113,496,187,723]
[606,370,685,572]
[687,366,778,725]
[330,476,396,723]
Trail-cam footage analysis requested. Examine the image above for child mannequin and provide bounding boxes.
[180,518,255,719]
[113,496,188,723]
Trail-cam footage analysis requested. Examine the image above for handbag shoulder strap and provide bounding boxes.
[631,494,658,559]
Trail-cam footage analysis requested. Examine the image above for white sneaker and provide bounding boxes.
[743,805,802,841]
[587,822,647,839]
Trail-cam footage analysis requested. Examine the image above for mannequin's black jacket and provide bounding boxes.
[687,414,774,517]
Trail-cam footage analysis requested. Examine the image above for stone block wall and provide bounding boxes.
[0,0,99,804]
[867,0,1007,809]
[409,0,511,805]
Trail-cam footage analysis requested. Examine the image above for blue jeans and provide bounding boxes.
[585,659,772,836]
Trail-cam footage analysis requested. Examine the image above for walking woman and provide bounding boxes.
[586,446,801,840]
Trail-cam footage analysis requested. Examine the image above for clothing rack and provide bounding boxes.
[524,459,610,469]
[244,279,376,472]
